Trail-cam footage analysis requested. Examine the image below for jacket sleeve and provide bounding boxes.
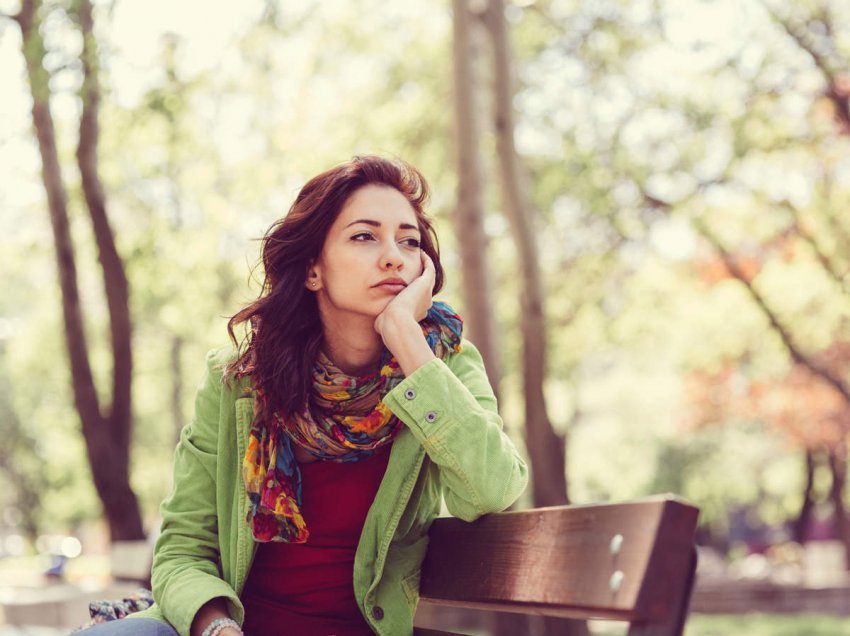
[150,348,242,636]
[382,338,529,521]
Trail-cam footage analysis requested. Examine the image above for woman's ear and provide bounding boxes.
[305,262,322,291]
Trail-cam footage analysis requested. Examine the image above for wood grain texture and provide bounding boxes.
[419,496,699,626]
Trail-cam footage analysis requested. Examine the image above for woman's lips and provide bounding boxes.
[374,279,407,293]
[375,283,406,293]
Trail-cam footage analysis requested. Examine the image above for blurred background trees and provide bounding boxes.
[2,0,850,592]
[13,0,143,543]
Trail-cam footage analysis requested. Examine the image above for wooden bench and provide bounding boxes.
[413,496,699,636]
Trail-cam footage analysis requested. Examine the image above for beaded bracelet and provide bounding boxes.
[201,617,243,636]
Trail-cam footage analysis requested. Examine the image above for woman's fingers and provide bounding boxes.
[421,250,436,283]
[414,251,435,320]
[374,250,436,340]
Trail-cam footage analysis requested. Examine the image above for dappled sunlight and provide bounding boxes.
[2,0,850,631]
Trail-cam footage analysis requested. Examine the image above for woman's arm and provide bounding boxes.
[375,254,527,518]
[151,349,244,636]
[383,339,529,520]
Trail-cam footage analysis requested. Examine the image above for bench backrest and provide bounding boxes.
[418,496,699,636]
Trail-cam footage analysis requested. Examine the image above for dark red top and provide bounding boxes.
[241,446,391,636]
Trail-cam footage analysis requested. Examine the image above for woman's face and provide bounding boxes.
[309,184,424,324]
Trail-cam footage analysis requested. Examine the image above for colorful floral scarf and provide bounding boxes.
[243,301,463,543]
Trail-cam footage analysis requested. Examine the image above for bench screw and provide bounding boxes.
[609,570,624,593]
[610,534,624,556]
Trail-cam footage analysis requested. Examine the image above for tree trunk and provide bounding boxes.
[75,0,143,541]
[17,0,144,541]
[792,449,817,543]
[483,2,581,634]
[827,441,850,569]
[451,0,502,396]
[483,0,568,509]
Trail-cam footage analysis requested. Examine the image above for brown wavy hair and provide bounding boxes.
[225,155,444,422]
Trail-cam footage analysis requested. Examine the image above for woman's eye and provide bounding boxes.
[351,232,374,241]
[401,238,421,248]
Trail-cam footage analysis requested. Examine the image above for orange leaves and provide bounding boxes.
[697,254,764,284]
[695,230,803,285]
[685,356,850,450]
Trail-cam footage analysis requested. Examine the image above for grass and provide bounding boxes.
[417,615,850,635]
[685,614,850,636]
[590,614,850,635]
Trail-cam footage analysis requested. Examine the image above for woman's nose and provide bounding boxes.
[380,243,404,270]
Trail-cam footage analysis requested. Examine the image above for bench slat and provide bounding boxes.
[419,497,698,629]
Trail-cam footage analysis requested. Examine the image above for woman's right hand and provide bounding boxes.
[373,250,435,337]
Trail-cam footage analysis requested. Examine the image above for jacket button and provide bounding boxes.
[372,606,384,620]
[404,388,416,400]
[425,411,438,423]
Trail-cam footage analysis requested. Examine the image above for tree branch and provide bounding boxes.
[694,220,850,406]
[633,171,850,407]
[760,2,850,133]
[761,2,837,81]
[777,198,850,297]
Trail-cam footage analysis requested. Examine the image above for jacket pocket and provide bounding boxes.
[401,568,421,612]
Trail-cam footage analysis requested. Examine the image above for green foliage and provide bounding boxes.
[5,0,850,550]
[505,0,850,538]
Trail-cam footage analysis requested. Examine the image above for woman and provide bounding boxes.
[84,156,528,636]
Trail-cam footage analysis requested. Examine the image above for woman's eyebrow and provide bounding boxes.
[344,219,419,231]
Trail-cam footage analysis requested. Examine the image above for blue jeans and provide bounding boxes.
[75,618,178,635]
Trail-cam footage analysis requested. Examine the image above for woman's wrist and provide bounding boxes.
[191,598,241,636]
[378,310,435,376]
[201,618,242,636]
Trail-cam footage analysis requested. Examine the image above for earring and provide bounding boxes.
[311,281,317,288]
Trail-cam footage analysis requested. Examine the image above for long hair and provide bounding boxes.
[225,155,444,424]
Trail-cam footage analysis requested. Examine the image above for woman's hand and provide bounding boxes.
[374,251,437,375]
[374,251,435,332]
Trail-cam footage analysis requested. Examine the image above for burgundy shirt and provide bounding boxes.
[241,446,391,636]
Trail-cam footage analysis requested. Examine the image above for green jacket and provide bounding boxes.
[131,339,528,635]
